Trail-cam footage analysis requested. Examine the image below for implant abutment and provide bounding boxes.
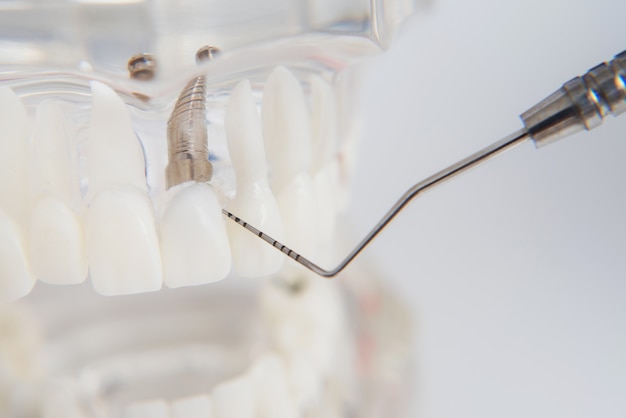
[127,53,157,81]
[165,46,220,189]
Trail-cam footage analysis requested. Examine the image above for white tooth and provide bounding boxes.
[160,182,231,287]
[42,379,86,418]
[262,66,312,193]
[309,75,338,175]
[286,352,321,410]
[30,101,86,285]
[314,161,341,249]
[310,76,341,248]
[249,354,298,418]
[0,87,35,301]
[32,100,81,206]
[0,86,30,226]
[212,376,254,418]
[225,79,285,277]
[261,278,343,378]
[171,395,213,418]
[262,68,318,258]
[29,198,87,285]
[125,400,169,418]
[0,223,33,301]
[87,81,147,195]
[85,187,162,296]
[275,173,318,261]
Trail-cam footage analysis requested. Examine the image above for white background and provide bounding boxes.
[346,0,626,416]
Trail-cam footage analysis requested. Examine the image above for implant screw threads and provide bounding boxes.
[195,45,220,63]
[127,53,157,80]
[165,46,220,189]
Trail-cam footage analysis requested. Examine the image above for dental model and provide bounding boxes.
[85,81,163,296]
[262,67,320,266]
[160,46,231,287]
[0,87,36,302]
[30,101,87,286]
[225,79,285,277]
[0,45,411,417]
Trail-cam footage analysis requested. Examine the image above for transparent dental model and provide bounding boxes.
[0,1,416,417]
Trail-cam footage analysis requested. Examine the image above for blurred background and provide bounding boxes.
[346,0,626,416]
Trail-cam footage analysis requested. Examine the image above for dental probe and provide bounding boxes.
[224,50,626,277]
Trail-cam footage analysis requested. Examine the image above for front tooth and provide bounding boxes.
[31,100,81,205]
[262,66,312,193]
[160,182,231,287]
[86,81,147,195]
[0,86,30,224]
[248,354,298,418]
[262,67,318,259]
[29,198,87,285]
[225,79,285,277]
[30,101,86,285]
[125,400,169,418]
[275,173,318,261]
[85,187,162,296]
[212,376,254,418]
[85,82,162,296]
[0,87,35,301]
[171,395,213,418]
[0,211,35,301]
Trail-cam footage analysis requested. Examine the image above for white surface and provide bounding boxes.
[225,80,285,277]
[160,182,231,287]
[348,0,626,417]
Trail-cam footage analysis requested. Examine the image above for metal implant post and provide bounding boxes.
[165,46,220,189]
[127,53,157,81]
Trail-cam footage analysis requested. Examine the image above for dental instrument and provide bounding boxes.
[225,50,626,277]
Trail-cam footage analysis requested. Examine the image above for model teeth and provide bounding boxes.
[262,66,313,192]
[310,75,341,247]
[85,82,162,296]
[225,79,285,277]
[262,67,319,261]
[1,65,346,300]
[29,198,87,286]
[85,187,162,295]
[0,87,36,301]
[248,354,297,418]
[0,211,36,302]
[125,399,169,418]
[170,395,213,418]
[86,81,148,195]
[29,101,87,285]
[160,182,231,287]
[212,376,255,418]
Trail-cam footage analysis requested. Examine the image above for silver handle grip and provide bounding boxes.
[521,50,626,147]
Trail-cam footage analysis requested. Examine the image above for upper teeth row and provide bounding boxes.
[0,66,346,301]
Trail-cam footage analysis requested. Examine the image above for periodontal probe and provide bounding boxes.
[223,50,626,278]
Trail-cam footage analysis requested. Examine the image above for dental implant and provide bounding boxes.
[127,53,157,81]
[165,46,220,189]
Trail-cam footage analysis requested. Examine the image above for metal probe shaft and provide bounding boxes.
[224,50,626,277]
[223,128,529,277]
